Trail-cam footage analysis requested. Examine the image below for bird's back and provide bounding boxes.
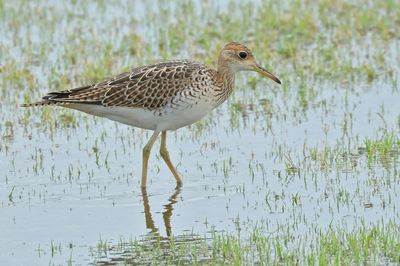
[23,60,217,112]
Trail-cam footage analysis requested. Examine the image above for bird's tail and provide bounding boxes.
[20,101,49,107]
[20,101,72,107]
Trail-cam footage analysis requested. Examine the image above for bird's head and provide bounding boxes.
[218,42,281,84]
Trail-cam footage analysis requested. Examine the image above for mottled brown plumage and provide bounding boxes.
[22,42,281,187]
[24,61,211,109]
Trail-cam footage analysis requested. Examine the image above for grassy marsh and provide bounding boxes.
[1,0,400,265]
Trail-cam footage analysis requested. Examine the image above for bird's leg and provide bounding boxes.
[160,131,183,185]
[141,131,160,188]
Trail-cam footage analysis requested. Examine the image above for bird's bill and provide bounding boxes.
[254,64,281,84]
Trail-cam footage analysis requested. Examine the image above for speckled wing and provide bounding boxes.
[24,60,207,110]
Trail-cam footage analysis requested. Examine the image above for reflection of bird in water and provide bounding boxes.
[96,185,206,265]
[141,185,182,237]
[22,42,281,188]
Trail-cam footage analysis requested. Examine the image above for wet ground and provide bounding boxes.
[1,0,399,265]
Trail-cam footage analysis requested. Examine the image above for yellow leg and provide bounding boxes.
[141,131,160,188]
[160,131,183,185]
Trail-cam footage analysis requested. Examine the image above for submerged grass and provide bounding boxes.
[1,0,400,265]
[94,221,400,265]
[363,134,400,166]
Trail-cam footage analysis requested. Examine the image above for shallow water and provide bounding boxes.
[1,0,400,265]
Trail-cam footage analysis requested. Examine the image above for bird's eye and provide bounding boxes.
[238,51,247,59]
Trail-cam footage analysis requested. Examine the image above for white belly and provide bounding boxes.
[67,102,214,131]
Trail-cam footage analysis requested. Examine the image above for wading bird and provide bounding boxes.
[22,42,281,187]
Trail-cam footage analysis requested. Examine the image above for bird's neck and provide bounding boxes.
[214,64,235,104]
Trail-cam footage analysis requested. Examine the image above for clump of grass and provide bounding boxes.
[93,221,400,265]
[363,134,400,166]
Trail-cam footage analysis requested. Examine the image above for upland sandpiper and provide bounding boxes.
[22,42,281,187]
